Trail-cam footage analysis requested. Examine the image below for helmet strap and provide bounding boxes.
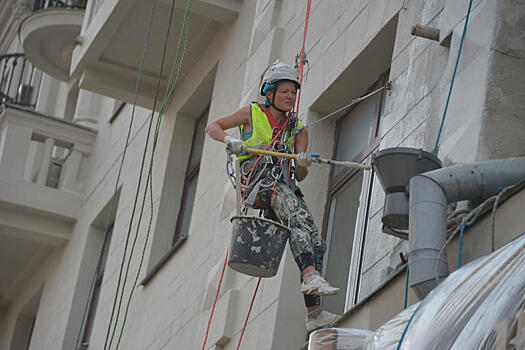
[270,89,288,114]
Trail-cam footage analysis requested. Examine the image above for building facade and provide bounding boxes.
[0,0,524,349]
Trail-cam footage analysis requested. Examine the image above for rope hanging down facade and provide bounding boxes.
[433,0,474,155]
[234,2,313,349]
[111,0,193,348]
[75,0,192,348]
[104,0,185,348]
[203,2,314,349]
[398,0,475,319]
[74,0,159,348]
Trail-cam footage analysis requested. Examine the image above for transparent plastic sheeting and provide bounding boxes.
[308,233,525,350]
[308,304,419,350]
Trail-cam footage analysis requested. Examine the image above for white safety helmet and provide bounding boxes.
[260,60,300,96]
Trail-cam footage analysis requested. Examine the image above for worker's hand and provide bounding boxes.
[224,135,246,155]
[296,152,319,167]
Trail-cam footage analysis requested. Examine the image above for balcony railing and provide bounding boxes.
[0,54,42,109]
[33,0,87,11]
[0,106,96,194]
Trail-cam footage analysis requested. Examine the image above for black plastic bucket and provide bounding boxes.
[228,216,290,278]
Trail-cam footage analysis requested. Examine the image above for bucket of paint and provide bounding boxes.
[228,216,290,278]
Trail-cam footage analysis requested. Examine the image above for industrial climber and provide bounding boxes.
[205,61,339,331]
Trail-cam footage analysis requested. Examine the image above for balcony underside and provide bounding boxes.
[71,0,238,108]
[19,8,84,82]
[0,105,95,310]
[0,234,53,309]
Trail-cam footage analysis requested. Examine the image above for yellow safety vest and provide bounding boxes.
[238,103,304,162]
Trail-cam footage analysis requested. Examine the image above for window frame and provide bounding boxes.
[321,72,388,312]
[81,223,114,347]
[109,101,126,124]
[173,108,208,245]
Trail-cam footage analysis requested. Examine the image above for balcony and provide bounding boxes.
[0,104,96,244]
[70,0,241,108]
[19,0,86,82]
[0,51,95,310]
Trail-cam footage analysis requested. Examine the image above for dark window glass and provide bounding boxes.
[322,72,388,314]
[174,109,208,244]
[81,224,114,345]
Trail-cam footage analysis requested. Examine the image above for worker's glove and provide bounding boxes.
[296,152,319,167]
[224,135,246,155]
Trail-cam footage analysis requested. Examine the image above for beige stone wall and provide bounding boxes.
[1,0,524,349]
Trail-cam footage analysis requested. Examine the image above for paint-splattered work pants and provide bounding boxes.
[270,182,326,307]
[270,182,326,273]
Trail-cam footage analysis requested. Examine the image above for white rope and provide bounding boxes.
[306,83,390,128]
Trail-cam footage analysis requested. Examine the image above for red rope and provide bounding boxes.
[288,0,312,180]
[201,249,229,350]
[294,0,312,119]
[202,115,289,349]
[235,277,262,350]
[205,5,313,346]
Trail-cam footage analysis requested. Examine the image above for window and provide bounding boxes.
[81,223,114,346]
[173,108,208,244]
[321,73,388,314]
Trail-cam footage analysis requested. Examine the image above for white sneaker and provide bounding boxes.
[300,271,340,295]
[306,309,339,332]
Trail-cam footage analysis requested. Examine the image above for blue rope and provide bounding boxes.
[396,303,422,350]
[403,265,409,309]
[458,222,467,268]
[433,0,474,155]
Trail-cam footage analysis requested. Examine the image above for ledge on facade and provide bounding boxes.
[4,103,96,133]
[70,0,232,107]
[139,235,188,286]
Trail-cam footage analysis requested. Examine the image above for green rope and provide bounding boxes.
[73,1,158,349]
[111,1,193,348]
[104,0,179,348]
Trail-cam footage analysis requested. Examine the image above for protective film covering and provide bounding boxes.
[401,233,525,349]
[307,304,419,350]
[308,328,373,350]
[308,233,525,350]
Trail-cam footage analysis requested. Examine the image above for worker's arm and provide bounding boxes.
[294,128,308,182]
[205,106,251,142]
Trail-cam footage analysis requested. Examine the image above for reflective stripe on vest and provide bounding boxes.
[237,103,303,162]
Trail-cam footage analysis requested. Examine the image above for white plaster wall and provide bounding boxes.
[1,0,522,349]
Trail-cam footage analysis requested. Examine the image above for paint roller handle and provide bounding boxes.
[244,147,371,170]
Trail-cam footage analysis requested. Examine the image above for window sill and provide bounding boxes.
[139,235,187,286]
